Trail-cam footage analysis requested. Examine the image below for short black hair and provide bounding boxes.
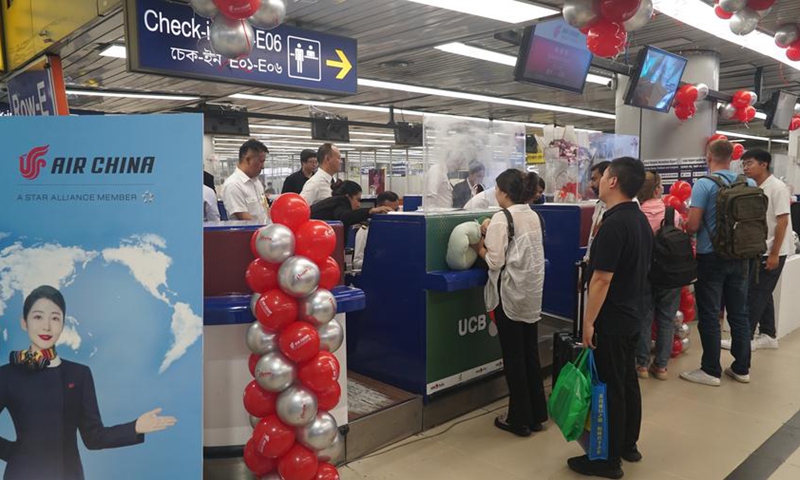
[591,161,611,175]
[538,176,546,190]
[741,148,772,166]
[300,149,317,163]
[468,161,485,175]
[317,143,337,163]
[376,191,399,205]
[607,157,645,199]
[24,285,66,319]
[334,180,362,197]
[239,139,269,162]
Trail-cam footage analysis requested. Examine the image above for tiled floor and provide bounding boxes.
[339,326,800,480]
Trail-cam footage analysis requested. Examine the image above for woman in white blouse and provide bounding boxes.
[472,169,547,437]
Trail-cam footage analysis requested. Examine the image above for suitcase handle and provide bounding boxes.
[574,261,587,338]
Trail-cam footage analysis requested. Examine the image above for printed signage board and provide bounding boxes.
[6,55,70,116]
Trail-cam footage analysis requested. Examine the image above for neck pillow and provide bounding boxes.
[446,221,482,270]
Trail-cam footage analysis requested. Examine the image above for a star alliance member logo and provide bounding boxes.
[19,145,49,180]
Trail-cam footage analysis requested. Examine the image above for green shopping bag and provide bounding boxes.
[548,347,592,442]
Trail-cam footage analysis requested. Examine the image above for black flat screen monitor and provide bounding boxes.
[311,114,350,143]
[514,18,593,94]
[394,122,423,147]
[624,46,688,113]
[765,90,798,130]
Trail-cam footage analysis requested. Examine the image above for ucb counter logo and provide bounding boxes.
[18,145,156,180]
[458,314,498,337]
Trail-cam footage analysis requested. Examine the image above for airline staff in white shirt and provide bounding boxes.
[301,143,341,205]
[221,139,270,223]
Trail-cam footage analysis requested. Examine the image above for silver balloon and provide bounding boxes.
[673,311,685,327]
[562,0,599,29]
[681,337,691,353]
[755,7,772,18]
[794,103,800,116]
[317,431,344,463]
[297,411,338,451]
[246,321,279,355]
[317,319,344,353]
[278,256,320,298]
[249,0,286,29]
[249,414,260,428]
[695,83,710,102]
[719,103,738,120]
[254,352,296,392]
[250,293,261,318]
[749,92,759,106]
[719,0,747,13]
[190,0,218,18]
[775,24,800,49]
[252,224,295,264]
[276,385,318,427]
[729,8,760,36]
[676,322,691,340]
[623,0,653,32]
[300,289,337,326]
[210,14,256,59]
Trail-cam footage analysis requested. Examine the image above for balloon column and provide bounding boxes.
[774,23,800,61]
[714,0,775,36]
[243,193,344,480]
[562,0,654,58]
[718,90,758,124]
[672,83,710,121]
[190,0,287,59]
[655,287,695,358]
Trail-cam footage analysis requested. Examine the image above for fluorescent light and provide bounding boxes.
[66,89,199,101]
[716,130,788,143]
[99,44,127,59]
[754,112,767,120]
[232,93,397,114]
[406,0,555,23]
[358,78,616,119]
[350,131,396,137]
[434,42,612,86]
[249,125,310,132]
[653,0,800,72]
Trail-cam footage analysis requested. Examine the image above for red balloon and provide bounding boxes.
[747,0,775,10]
[714,5,733,19]
[683,306,696,323]
[736,105,756,123]
[663,194,685,212]
[675,84,699,105]
[316,381,342,411]
[671,338,683,358]
[256,290,299,332]
[299,351,341,393]
[295,220,337,263]
[315,463,340,480]
[254,415,297,458]
[318,257,341,291]
[213,0,261,19]
[670,181,692,202]
[244,380,277,418]
[586,19,628,58]
[246,259,280,294]
[790,116,800,131]
[272,193,311,232]
[787,45,800,62]
[279,322,321,363]
[599,0,641,23]
[244,438,276,477]
[732,90,753,109]
[249,353,259,377]
[674,102,696,121]
[278,444,319,480]
[732,143,745,160]
[707,133,728,144]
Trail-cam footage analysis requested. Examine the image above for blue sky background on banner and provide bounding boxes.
[0,115,203,479]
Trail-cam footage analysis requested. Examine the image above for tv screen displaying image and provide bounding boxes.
[765,90,798,131]
[624,46,688,113]
[514,18,593,94]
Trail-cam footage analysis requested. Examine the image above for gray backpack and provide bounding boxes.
[702,174,768,260]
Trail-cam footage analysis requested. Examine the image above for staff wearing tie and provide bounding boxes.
[452,161,486,209]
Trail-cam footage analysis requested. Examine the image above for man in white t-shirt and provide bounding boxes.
[740,149,793,350]
[221,139,270,223]
[300,143,340,205]
[584,161,611,262]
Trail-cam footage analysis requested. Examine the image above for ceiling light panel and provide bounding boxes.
[405,0,557,24]
[99,44,127,59]
[66,89,199,101]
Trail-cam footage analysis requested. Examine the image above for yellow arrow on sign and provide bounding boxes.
[326,49,352,80]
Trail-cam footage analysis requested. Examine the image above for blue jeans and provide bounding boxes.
[636,287,681,369]
[695,254,751,377]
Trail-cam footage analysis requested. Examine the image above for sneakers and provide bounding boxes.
[679,369,721,386]
[636,366,649,379]
[721,339,731,350]
[648,365,668,381]
[567,455,624,479]
[752,334,779,350]
[724,367,751,384]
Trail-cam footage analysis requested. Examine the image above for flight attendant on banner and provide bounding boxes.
[0,286,176,480]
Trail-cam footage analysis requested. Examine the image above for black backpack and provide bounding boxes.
[649,206,697,289]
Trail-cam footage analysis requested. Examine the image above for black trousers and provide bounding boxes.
[594,333,642,464]
[748,256,786,339]
[495,299,548,427]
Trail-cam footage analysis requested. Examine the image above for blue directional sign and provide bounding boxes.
[124,0,357,94]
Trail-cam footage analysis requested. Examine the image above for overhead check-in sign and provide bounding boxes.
[124,0,357,95]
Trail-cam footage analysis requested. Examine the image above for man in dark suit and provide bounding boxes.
[281,149,319,194]
[452,161,485,208]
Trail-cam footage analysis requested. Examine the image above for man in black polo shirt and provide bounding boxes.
[281,149,319,194]
[568,157,652,479]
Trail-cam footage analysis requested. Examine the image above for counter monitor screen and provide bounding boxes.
[764,90,798,130]
[624,46,688,113]
[514,18,593,94]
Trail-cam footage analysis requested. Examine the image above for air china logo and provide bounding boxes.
[20,145,49,180]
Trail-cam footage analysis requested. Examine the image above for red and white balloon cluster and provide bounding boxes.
[713,0,775,36]
[242,193,344,480]
[774,23,800,61]
[190,0,287,59]
[561,0,653,58]
[718,91,758,124]
[672,83,710,121]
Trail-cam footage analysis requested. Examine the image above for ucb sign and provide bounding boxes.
[458,314,488,336]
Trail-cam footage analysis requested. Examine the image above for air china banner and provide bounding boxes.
[0,115,203,480]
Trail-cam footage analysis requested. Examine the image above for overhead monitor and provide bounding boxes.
[764,90,798,131]
[310,113,350,143]
[513,18,593,94]
[394,122,423,147]
[203,104,250,136]
[624,46,688,113]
